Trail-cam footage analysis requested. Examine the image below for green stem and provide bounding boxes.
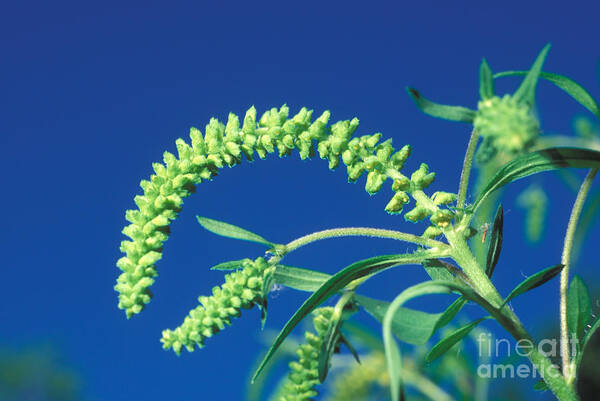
[403,366,457,401]
[559,168,598,382]
[283,227,449,254]
[457,129,481,212]
[446,230,580,401]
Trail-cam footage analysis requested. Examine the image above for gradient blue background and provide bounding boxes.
[2,1,600,400]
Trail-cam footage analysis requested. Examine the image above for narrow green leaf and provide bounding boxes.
[210,259,245,271]
[273,265,331,292]
[259,269,276,329]
[567,275,592,344]
[341,321,384,352]
[577,313,600,372]
[485,205,504,277]
[502,264,564,306]
[533,379,549,391]
[251,252,440,383]
[426,317,491,363]
[513,44,551,106]
[434,296,468,331]
[339,333,361,364]
[472,147,600,212]
[197,216,274,246]
[355,294,442,345]
[495,70,600,118]
[479,58,494,100]
[382,281,480,401]
[318,315,343,382]
[407,87,476,122]
[423,259,460,283]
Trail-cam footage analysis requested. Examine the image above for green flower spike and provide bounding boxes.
[277,307,336,401]
[116,105,436,318]
[161,257,273,355]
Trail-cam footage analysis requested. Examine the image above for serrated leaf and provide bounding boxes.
[210,259,245,271]
[426,317,491,363]
[513,44,551,106]
[197,216,274,246]
[435,296,468,331]
[472,147,600,212]
[407,87,476,122]
[502,264,564,306]
[485,205,504,277]
[355,294,442,345]
[251,252,443,383]
[273,265,331,292]
[479,58,494,100]
[495,70,600,118]
[567,275,592,345]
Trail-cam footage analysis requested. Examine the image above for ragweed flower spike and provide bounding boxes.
[161,257,273,355]
[277,307,336,401]
[115,105,439,318]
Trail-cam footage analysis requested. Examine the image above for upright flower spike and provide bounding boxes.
[276,307,336,401]
[161,257,273,355]
[116,105,435,318]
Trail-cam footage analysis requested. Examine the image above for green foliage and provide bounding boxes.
[114,45,600,401]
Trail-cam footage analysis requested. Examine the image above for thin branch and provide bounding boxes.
[457,129,481,211]
[560,168,598,382]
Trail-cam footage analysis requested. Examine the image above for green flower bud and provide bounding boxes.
[422,225,443,239]
[385,191,410,214]
[473,95,539,156]
[404,206,430,223]
[432,191,457,206]
[392,176,410,191]
[430,209,455,228]
[365,171,385,195]
[390,144,411,169]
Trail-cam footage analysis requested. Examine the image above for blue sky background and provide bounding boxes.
[2,1,600,400]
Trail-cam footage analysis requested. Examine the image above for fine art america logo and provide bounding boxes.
[476,332,578,379]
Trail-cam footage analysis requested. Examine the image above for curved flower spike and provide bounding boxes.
[116,106,438,318]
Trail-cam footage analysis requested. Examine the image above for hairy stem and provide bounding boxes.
[560,168,598,382]
[283,227,449,254]
[446,229,580,401]
[457,129,481,212]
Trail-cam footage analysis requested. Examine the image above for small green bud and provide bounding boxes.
[404,206,430,223]
[392,176,410,191]
[430,210,455,228]
[365,171,385,194]
[432,191,457,206]
[385,191,409,214]
[422,225,443,239]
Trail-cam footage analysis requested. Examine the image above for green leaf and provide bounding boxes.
[273,265,331,292]
[251,252,440,383]
[502,264,564,306]
[472,147,600,212]
[567,275,592,345]
[577,313,600,372]
[495,70,600,118]
[210,259,245,271]
[341,321,384,352]
[423,259,461,283]
[513,44,551,106]
[318,314,343,382]
[485,205,504,277]
[259,269,276,329]
[407,87,476,122]
[426,317,491,363]
[382,281,482,401]
[435,296,468,331]
[479,58,494,100]
[355,294,442,345]
[339,333,361,364]
[533,379,549,391]
[197,216,274,246]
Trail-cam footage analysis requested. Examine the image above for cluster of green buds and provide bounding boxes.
[116,105,441,318]
[324,352,388,401]
[473,94,539,163]
[408,45,551,168]
[161,257,273,355]
[277,307,336,401]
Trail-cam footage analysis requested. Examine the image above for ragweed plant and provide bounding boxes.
[115,44,600,401]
